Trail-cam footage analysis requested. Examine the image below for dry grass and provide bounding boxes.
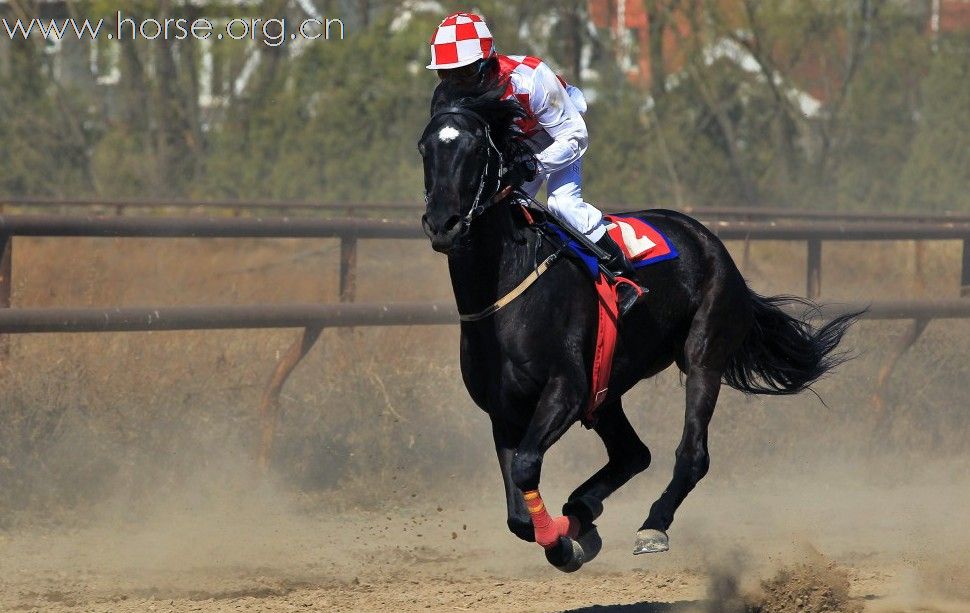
[0,231,967,527]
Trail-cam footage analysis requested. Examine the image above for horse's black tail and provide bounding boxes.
[723,292,862,395]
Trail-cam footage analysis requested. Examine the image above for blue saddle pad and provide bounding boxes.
[544,214,679,279]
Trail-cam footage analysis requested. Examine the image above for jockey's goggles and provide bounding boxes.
[437,60,488,86]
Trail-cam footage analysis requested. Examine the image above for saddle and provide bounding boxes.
[525,207,679,278]
[519,205,680,425]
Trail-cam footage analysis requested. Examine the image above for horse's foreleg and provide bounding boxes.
[635,366,720,554]
[563,400,652,530]
[509,376,587,571]
[490,416,533,542]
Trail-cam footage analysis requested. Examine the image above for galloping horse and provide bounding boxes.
[418,80,859,572]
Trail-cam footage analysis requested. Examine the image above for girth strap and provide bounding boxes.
[458,252,560,322]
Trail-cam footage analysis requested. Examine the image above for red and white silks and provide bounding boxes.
[428,13,607,245]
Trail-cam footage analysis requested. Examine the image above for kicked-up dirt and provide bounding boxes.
[1,235,968,612]
[2,457,969,612]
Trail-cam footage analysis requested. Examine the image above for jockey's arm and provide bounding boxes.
[529,62,588,175]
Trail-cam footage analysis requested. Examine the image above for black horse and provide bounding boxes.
[418,80,859,572]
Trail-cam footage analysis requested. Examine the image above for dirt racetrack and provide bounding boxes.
[3,460,970,612]
[1,236,969,612]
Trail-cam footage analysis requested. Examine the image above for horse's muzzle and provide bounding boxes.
[422,213,463,253]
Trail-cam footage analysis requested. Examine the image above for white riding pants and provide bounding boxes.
[522,158,607,242]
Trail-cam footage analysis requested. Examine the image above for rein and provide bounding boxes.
[458,250,560,322]
[425,105,562,322]
[458,208,573,322]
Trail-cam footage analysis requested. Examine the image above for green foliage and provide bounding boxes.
[197,10,437,202]
[0,1,967,213]
[582,88,652,205]
[831,19,929,211]
[900,36,970,211]
[0,42,93,196]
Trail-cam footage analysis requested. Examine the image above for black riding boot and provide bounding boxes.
[594,234,633,277]
[594,234,648,316]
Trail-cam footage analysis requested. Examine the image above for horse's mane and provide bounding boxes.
[430,71,536,166]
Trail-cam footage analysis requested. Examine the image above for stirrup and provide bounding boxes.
[616,278,648,317]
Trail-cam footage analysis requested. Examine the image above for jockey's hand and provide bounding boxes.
[495,158,538,202]
[493,184,515,203]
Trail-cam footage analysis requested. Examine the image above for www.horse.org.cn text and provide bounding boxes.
[2,11,346,47]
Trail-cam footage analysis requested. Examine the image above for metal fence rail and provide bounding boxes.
[1,207,966,467]
[2,214,968,240]
[4,196,970,225]
[0,214,423,238]
[2,214,969,301]
[2,298,966,467]
[0,300,968,335]
[0,196,421,215]
[0,302,458,333]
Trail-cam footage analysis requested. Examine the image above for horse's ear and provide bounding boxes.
[430,83,449,116]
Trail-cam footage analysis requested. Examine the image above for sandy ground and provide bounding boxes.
[1,236,967,612]
[3,459,970,613]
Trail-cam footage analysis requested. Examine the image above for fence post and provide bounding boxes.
[257,325,324,471]
[962,239,970,298]
[870,318,929,423]
[914,240,927,295]
[339,236,358,302]
[0,234,11,357]
[806,238,822,299]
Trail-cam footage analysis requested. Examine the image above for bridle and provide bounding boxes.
[421,104,562,322]
[422,105,507,237]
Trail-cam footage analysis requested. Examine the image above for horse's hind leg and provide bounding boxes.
[563,400,651,529]
[634,288,746,555]
[634,366,721,554]
[557,400,651,565]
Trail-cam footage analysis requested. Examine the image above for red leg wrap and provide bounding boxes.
[554,514,581,540]
[523,490,580,548]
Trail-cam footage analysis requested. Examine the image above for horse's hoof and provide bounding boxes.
[576,525,602,563]
[545,536,585,573]
[633,529,669,555]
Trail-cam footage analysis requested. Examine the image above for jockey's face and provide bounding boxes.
[436,60,485,89]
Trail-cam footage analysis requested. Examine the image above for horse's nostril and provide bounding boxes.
[443,215,461,232]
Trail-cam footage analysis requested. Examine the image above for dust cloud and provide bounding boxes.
[1,238,968,611]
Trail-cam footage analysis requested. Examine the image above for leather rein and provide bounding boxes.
[424,105,562,322]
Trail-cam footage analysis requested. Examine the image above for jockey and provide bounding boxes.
[427,12,645,313]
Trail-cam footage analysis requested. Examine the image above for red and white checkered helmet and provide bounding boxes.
[427,12,495,70]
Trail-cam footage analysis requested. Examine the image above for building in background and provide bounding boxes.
[930,0,970,33]
[589,0,970,91]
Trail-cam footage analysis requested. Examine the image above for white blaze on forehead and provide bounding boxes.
[437,125,461,143]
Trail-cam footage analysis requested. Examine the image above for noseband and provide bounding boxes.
[423,106,507,236]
